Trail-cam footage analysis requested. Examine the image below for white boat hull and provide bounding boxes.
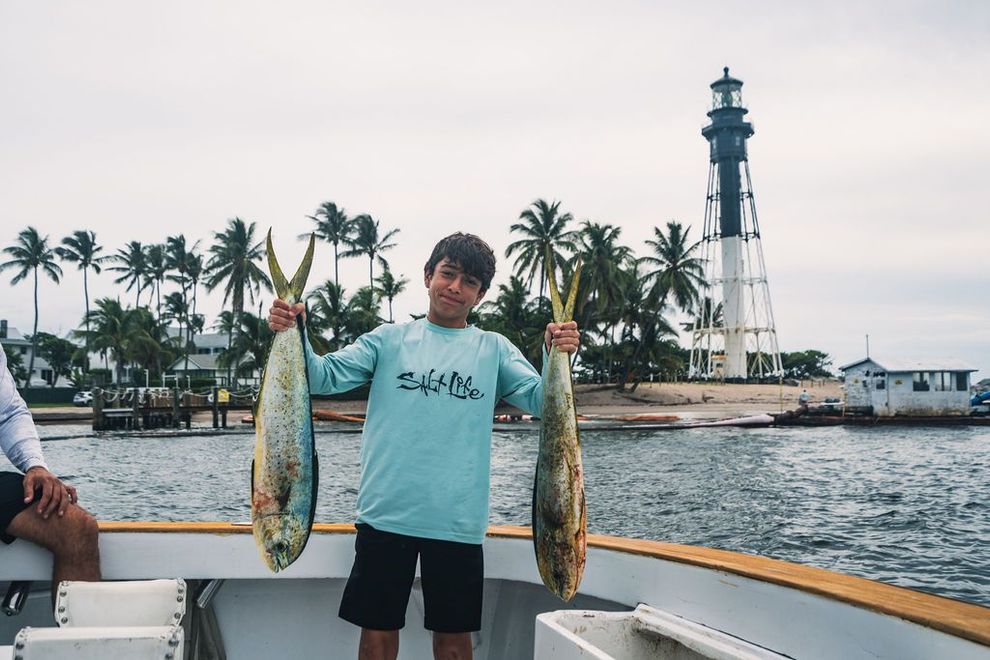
[1,523,988,659]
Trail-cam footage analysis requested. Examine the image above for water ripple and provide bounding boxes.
[9,424,989,606]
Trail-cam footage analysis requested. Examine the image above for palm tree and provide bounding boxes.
[307,280,347,351]
[573,221,632,344]
[144,243,168,321]
[342,214,399,290]
[55,230,107,371]
[165,235,200,370]
[344,286,382,338]
[163,291,190,355]
[1,227,62,387]
[505,199,577,311]
[125,307,179,385]
[374,269,408,323]
[82,298,131,385]
[218,311,274,380]
[2,344,28,384]
[204,218,272,385]
[477,276,543,363]
[640,221,706,314]
[303,201,353,286]
[184,251,204,367]
[109,241,149,308]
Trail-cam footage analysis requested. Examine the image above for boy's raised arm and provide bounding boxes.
[268,298,379,395]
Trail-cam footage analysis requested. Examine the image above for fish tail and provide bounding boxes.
[267,231,315,303]
[288,234,316,300]
[563,259,582,322]
[267,229,291,300]
[545,247,564,323]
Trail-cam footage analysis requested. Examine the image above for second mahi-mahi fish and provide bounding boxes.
[533,256,586,601]
[251,231,318,572]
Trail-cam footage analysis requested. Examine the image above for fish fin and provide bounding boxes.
[250,458,255,500]
[544,247,564,323]
[531,461,540,558]
[307,452,319,533]
[288,234,316,301]
[562,259,582,323]
[267,229,291,301]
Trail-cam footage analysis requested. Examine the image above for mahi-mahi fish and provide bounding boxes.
[532,255,586,601]
[251,231,318,572]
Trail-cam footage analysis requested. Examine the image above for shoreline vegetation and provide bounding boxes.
[3,198,834,395]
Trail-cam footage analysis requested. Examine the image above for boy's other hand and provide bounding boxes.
[268,298,305,332]
[545,321,580,354]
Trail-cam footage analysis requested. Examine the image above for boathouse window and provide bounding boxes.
[876,377,885,390]
[932,372,955,392]
[956,372,968,391]
[913,372,930,392]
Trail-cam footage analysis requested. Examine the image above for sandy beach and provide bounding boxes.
[307,380,844,420]
[30,381,845,424]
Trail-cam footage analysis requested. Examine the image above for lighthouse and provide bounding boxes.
[690,68,781,381]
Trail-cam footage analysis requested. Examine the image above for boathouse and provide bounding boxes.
[839,358,977,417]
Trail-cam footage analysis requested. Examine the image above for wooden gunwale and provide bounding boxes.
[97,521,990,647]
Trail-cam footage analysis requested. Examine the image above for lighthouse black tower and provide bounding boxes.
[690,68,781,380]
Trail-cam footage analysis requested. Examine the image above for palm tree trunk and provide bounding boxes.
[333,243,339,286]
[388,298,394,323]
[185,282,197,376]
[83,269,91,372]
[368,256,374,290]
[26,268,38,388]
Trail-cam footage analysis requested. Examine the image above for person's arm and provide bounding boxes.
[268,297,381,394]
[0,351,47,473]
[497,340,545,417]
[497,321,581,416]
[303,329,381,395]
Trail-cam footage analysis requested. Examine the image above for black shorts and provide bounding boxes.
[0,471,33,544]
[339,523,484,633]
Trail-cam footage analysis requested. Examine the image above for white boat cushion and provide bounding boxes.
[55,579,186,627]
[12,625,183,659]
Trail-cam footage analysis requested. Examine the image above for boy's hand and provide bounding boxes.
[545,321,580,354]
[268,298,305,332]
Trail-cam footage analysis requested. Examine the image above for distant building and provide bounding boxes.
[0,319,57,387]
[839,358,977,417]
[166,330,257,386]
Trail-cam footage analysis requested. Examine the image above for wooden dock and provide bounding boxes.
[91,387,254,431]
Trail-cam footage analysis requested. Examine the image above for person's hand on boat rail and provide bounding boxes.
[268,298,305,332]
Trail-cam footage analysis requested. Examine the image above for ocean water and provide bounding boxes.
[15,423,990,607]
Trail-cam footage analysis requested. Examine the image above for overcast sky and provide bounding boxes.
[1,1,987,378]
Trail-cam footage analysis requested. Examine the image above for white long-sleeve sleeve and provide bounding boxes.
[0,348,46,472]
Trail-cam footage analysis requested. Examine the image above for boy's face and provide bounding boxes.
[424,257,486,328]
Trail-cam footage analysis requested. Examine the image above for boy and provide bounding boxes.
[267,232,579,660]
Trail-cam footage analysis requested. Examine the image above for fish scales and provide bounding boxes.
[533,256,586,601]
[251,231,318,572]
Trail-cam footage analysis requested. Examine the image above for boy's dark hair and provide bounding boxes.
[424,233,497,291]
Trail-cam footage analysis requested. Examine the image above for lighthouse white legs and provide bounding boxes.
[720,236,747,379]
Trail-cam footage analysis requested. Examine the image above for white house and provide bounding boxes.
[166,331,258,386]
[0,320,57,387]
[839,357,977,417]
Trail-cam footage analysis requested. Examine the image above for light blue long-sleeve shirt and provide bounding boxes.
[0,348,47,473]
[305,318,544,544]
